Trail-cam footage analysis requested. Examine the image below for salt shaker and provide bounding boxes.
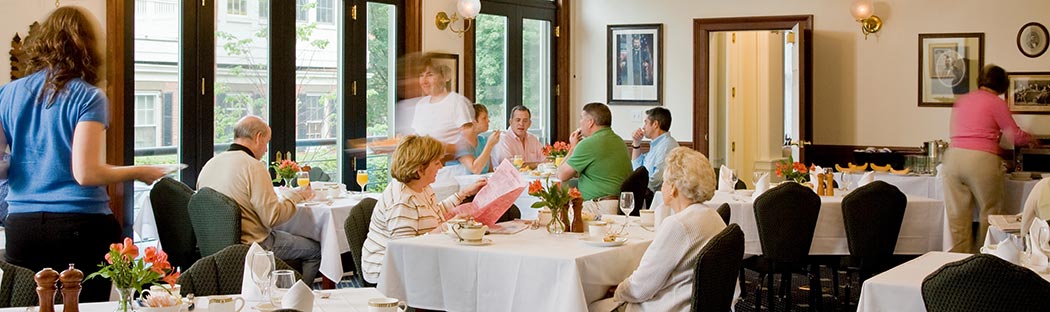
[35,268,59,312]
[59,263,83,312]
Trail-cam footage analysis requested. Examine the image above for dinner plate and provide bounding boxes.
[456,238,492,246]
[579,236,628,247]
[152,163,188,174]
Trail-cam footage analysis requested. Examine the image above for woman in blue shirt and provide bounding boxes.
[0,7,165,302]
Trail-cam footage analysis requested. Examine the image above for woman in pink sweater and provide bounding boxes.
[943,65,1036,253]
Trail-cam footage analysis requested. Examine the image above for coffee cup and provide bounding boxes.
[148,284,181,298]
[452,221,488,242]
[538,209,552,226]
[639,210,655,226]
[587,221,608,239]
[208,296,245,312]
[368,297,407,312]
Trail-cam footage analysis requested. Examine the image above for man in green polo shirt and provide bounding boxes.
[557,102,632,215]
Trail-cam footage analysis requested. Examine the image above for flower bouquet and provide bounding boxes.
[87,237,180,312]
[271,159,301,186]
[775,157,810,183]
[543,141,570,166]
[528,179,581,234]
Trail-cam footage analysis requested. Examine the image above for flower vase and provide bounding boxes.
[547,207,567,234]
[114,287,135,312]
[283,177,294,187]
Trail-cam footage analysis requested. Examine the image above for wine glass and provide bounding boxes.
[250,251,276,306]
[296,170,310,189]
[356,170,369,196]
[730,172,739,192]
[619,192,635,233]
[840,171,852,192]
[270,269,297,306]
[752,171,764,189]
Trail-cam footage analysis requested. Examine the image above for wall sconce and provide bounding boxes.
[850,0,882,39]
[436,0,481,37]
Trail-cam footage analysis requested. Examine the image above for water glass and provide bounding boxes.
[752,171,764,189]
[270,270,297,306]
[730,172,739,191]
[249,251,275,305]
[619,192,635,233]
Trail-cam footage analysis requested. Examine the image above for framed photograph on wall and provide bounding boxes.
[1007,72,1050,114]
[918,33,984,107]
[429,53,459,93]
[607,24,663,105]
[1017,22,1049,58]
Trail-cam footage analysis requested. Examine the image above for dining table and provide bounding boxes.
[377,215,655,312]
[0,288,386,312]
[274,192,381,283]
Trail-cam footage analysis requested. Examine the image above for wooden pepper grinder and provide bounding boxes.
[824,168,835,196]
[816,173,826,196]
[569,197,584,233]
[35,268,59,312]
[60,263,83,312]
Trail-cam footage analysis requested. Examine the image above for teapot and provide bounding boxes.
[450,218,488,242]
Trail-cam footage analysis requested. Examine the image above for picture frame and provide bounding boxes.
[1007,72,1050,114]
[1017,22,1049,58]
[429,53,459,93]
[918,33,984,107]
[607,24,663,105]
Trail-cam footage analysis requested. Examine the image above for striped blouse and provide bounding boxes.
[361,180,463,284]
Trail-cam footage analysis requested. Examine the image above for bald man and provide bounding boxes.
[198,116,321,283]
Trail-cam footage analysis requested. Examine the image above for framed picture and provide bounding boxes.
[607,24,663,105]
[918,33,984,107]
[1017,22,1049,58]
[1007,72,1050,114]
[429,53,459,93]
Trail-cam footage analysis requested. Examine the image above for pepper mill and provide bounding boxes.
[59,263,83,312]
[569,197,585,233]
[35,268,59,312]
[816,173,826,196]
[824,168,835,196]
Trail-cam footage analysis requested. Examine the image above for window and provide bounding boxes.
[259,0,269,19]
[296,0,309,22]
[134,94,160,148]
[363,1,398,191]
[316,0,334,24]
[227,0,247,16]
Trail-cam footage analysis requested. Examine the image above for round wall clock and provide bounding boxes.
[1017,22,1049,58]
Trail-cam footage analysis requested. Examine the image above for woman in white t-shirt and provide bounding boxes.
[411,56,475,185]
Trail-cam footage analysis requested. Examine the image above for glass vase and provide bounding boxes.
[547,206,568,235]
[283,177,294,187]
[114,287,135,312]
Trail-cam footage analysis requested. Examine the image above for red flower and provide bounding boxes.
[568,188,581,199]
[162,271,180,286]
[120,237,139,259]
[143,247,159,263]
[528,180,543,195]
[104,253,114,264]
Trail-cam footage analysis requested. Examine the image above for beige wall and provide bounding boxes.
[422,0,466,91]
[573,0,1050,147]
[0,0,107,85]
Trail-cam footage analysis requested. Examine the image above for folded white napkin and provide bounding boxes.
[857,171,875,188]
[1027,218,1050,270]
[282,280,314,312]
[981,227,1022,264]
[753,173,770,198]
[241,242,268,302]
[718,165,734,192]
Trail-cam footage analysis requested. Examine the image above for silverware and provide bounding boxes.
[187,294,195,310]
[639,225,654,232]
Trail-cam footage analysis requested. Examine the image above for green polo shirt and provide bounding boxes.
[566,127,632,200]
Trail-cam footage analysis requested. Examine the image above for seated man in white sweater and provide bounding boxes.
[197,115,320,283]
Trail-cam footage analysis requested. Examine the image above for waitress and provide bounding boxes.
[942,64,1036,253]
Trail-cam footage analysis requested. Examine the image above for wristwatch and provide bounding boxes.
[632,144,641,149]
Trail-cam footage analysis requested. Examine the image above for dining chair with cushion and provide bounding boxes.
[840,180,907,304]
[620,166,651,215]
[496,205,521,223]
[0,261,39,307]
[691,224,744,312]
[188,188,242,258]
[150,177,200,270]
[743,182,822,311]
[308,167,331,182]
[344,198,378,287]
[178,244,300,296]
[716,203,731,225]
[921,254,1050,312]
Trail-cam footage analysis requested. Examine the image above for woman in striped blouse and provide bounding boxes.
[361,135,486,284]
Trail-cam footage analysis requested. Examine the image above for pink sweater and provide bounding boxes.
[950,90,1031,156]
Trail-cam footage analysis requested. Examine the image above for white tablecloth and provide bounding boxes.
[856,251,1050,312]
[377,216,655,312]
[707,191,946,255]
[275,193,380,282]
[0,288,386,312]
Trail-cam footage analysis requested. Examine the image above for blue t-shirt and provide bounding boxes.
[445,134,490,173]
[0,70,111,214]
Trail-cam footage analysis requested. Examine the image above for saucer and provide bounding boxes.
[251,303,279,312]
[578,236,628,247]
[456,238,492,246]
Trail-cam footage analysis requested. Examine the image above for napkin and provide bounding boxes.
[241,242,268,302]
[857,171,875,188]
[753,172,770,198]
[981,227,1022,264]
[1027,218,1050,270]
[281,280,314,312]
[718,165,734,192]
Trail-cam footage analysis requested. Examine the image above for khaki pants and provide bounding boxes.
[584,199,620,216]
[942,148,1005,253]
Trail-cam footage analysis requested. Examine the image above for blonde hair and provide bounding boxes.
[390,135,445,183]
[662,147,716,203]
[26,6,102,107]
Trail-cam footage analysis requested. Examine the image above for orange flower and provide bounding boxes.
[120,237,139,259]
[143,247,159,263]
[528,180,543,195]
[568,188,581,199]
[162,271,180,286]
[104,253,114,264]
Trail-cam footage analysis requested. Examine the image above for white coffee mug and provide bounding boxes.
[368,297,407,312]
[208,296,245,312]
[587,221,608,239]
[639,210,655,226]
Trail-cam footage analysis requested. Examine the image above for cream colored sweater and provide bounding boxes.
[197,150,305,244]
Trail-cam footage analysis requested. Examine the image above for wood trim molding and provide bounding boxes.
[405,0,422,54]
[555,0,571,142]
[464,24,476,102]
[106,0,131,231]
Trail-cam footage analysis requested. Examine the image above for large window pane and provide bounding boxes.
[474,14,508,132]
[522,18,551,142]
[365,2,396,192]
[215,0,270,156]
[295,0,341,182]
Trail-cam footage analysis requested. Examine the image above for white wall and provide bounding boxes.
[423,0,466,91]
[0,0,107,85]
[573,0,1050,147]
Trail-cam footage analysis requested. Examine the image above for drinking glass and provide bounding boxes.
[512,155,524,169]
[296,171,310,189]
[356,169,369,195]
[840,172,852,191]
[752,171,764,189]
[730,172,739,192]
[270,269,297,306]
[249,251,276,306]
[619,192,635,233]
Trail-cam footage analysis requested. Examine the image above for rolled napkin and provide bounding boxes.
[240,242,268,302]
[718,165,734,192]
[282,280,314,312]
[857,171,875,188]
[753,172,770,198]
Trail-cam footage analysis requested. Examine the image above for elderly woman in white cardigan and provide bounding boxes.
[590,147,729,312]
